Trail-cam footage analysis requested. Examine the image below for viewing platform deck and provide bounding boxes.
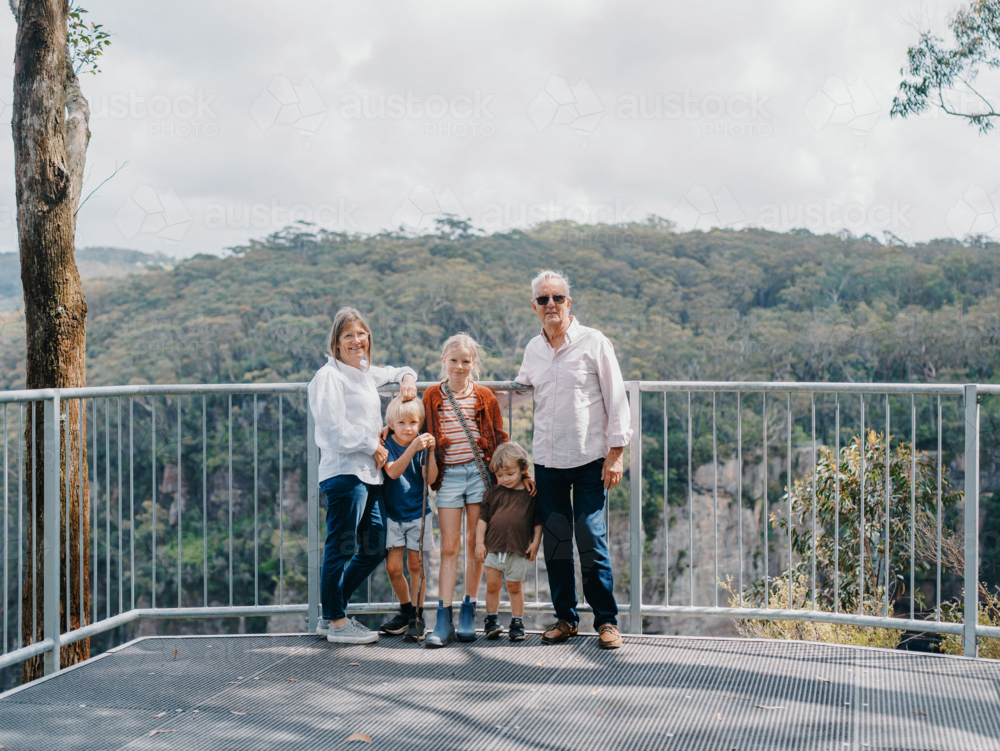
[2,632,999,751]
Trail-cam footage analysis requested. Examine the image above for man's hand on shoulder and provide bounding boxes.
[602,447,624,490]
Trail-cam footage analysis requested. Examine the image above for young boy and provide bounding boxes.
[474,442,541,641]
[379,395,438,642]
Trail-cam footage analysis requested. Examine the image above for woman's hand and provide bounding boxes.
[379,426,390,445]
[374,444,389,470]
[399,374,417,401]
[475,542,487,563]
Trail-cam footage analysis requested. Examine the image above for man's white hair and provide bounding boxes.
[531,269,572,299]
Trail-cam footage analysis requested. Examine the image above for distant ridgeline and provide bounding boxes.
[0,246,171,312]
[1,222,999,391]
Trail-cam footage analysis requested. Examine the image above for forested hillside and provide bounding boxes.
[3,220,1000,391]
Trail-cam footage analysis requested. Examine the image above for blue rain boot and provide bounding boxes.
[424,601,455,648]
[457,595,477,642]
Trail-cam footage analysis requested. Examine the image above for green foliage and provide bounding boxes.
[892,0,1000,132]
[68,5,111,76]
[769,431,962,613]
[721,572,903,649]
[939,591,1000,658]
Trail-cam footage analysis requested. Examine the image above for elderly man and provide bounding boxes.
[515,269,632,649]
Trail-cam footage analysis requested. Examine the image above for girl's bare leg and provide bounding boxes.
[463,502,484,600]
[437,507,463,605]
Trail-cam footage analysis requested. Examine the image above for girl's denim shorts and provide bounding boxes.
[435,461,486,508]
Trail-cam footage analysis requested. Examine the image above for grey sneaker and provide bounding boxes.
[316,618,332,637]
[327,617,379,645]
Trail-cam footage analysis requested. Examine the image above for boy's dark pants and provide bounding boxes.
[535,458,619,628]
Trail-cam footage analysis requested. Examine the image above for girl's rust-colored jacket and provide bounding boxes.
[422,382,510,491]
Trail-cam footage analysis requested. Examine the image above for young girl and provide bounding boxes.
[422,333,509,647]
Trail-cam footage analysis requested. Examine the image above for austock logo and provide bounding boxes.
[527,76,603,142]
[251,76,328,143]
[115,186,192,244]
[945,186,1000,240]
[804,77,880,135]
[391,185,467,234]
[672,186,745,230]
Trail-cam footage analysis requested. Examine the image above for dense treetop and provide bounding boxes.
[2,220,999,390]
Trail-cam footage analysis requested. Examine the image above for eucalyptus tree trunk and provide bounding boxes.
[11,0,91,682]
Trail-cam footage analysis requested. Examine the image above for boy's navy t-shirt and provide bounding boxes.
[383,434,430,522]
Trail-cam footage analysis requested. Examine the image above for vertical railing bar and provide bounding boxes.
[884,394,890,620]
[763,393,768,610]
[64,400,70,633]
[628,382,642,633]
[963,384,979,657]
[254,394,258,608]
[737,391,742,607]
[834,395,840,614]
[202,395,207,609]
[151,397,156,610]
[117,398,123,616]
[663,392,669,606]
[712,391,718,608]
[786,393,792,610]
[43,394,62,675]
[811,392,817,611]
[18,403,22,649]
[859,395,865,615]
[129,397,134,612]
[32,401,37,644]
[936,396,942,622]
[507,391,512,440]
[3,403,7,654]
[92,398,97,625]
[105,397,110,621]
[278,394,284,606]
[228,394,233,608]
[306,405,318,633]
[79,401,84,624]
[177,395,183,610]
[910,394,916,622]
[687,391,693,607]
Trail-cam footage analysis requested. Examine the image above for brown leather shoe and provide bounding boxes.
[597,624,623,649]
[541,620,578,644]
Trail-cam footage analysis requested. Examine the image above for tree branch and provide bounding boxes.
[75,159,128,217]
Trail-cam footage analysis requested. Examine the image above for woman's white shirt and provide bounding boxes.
[308,357,417,484]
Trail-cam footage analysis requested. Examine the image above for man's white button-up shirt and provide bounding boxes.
[515,317,632,469]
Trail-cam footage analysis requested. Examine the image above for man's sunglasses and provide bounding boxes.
[535,295,567,306]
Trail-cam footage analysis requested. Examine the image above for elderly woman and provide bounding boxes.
[308,307,417,644]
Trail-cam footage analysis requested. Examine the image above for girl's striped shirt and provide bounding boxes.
[439,384,481,465]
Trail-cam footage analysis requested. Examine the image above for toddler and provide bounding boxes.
[474,441,541,641]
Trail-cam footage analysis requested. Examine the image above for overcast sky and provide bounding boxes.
[0,0,996,258]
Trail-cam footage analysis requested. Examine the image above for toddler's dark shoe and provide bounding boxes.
[484,614,503,640]
[508,617,526,641]
[403,612,425,643]
[380,610,410,635]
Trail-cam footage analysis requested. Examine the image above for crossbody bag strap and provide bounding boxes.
[441,382,492,490]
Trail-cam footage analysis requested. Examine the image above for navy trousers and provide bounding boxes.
[535,458,618,628]
[319,474,387,621]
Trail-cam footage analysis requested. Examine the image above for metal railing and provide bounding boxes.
[0,379,993,679]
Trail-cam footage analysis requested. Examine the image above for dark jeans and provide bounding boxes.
[319,474,387,621]
[535,458,618,628]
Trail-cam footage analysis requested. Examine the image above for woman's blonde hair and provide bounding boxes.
[439,332,483,381]
[385,395,425,426]
[326,307,372,369]
[488,441,530,474]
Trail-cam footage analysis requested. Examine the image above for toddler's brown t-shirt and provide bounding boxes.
[479,485,542,554]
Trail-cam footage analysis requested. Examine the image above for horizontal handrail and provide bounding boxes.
[637,381,966,395]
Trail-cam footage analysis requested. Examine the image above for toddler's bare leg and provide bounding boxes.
[484,567,503,614]
[507,579,524,618]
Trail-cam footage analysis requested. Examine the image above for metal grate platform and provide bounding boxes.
[2,633,1000,750]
